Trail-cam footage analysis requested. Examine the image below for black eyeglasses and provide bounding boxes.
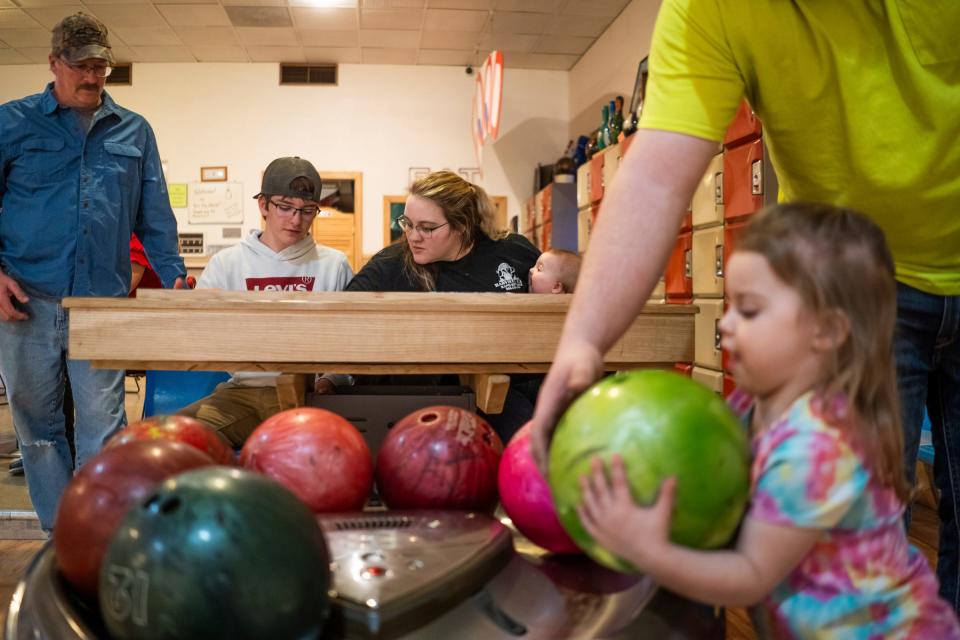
[59,57,112,78]
[396,216,449,238]
[269,199,320,219]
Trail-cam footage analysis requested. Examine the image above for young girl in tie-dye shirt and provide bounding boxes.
[577,204,960,638]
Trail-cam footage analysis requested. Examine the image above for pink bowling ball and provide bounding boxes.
[498,423,580,554]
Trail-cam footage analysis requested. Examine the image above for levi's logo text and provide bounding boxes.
[245,277,316,292]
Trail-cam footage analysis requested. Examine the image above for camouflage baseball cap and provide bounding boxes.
[51,13,114,64]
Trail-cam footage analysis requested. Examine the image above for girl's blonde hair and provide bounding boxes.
[402,171,507,291]
[739,203,910,503]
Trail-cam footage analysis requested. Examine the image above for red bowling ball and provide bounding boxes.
[54,440,214,599]
[376,406,503,511]
[498,423,580,554]
[105,415,236,465]
[240,408,373,512]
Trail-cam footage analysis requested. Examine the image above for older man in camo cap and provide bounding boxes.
[0,12,187,532]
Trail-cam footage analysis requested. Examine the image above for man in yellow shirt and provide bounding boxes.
[530,0,960,610]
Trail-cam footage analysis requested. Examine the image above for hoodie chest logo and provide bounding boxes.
[245,277,315,292]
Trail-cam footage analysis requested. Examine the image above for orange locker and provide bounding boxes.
[540,220,552,251]
[541,184,553,224]
[674,362,693,376]
[666,230,692,302]
[723,138,775,221]
[723,100,762,148]
[589,153,605,205]
[723,374,736,398]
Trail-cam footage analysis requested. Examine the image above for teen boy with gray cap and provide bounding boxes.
[179,157,353,446]
[0,13,186,532]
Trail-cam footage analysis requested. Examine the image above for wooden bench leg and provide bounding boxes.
[916,461,940,510]
[459,374,510,414]
[275,374,306,411]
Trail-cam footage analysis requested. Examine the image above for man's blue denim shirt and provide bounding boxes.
[0,82,184,298]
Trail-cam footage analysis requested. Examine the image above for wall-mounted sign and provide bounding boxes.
[471,50,504,170]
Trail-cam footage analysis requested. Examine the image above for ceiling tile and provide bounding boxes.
[291,7,356,30]
[547,14,611,37]
[360,8,421,29]
[419,29,477,50]
[22,7,91,28]
[0,27,48,47]
[358,28,417,48]
[15,0,83,7]
[0,8,43,27]
[84,4,166,27]
[129,45,195,61]
[361,0,423,7]
[361,46,415,64]
[494,0,559,12]
[222,0,285,5]
[478,31,536,52]
[173,25,237,45]
[417,47,471,65]
[298,29,358,46]
[533,34,591,55]
[188,44,248,61]
[246,44,304,62]
[112,26,181,45]
[108,42,135,59]
[151,0,219,4]
[235,26,296,45]
[288,0,355,6]
[427,0,491,8]
[490,11,548,34]
[0,0,14,7]
[0,47,30,62]
[303,45,360,63]
[16,46,50,62]
[225,6,291,27]
[506,51,575,70]
[562,0,630,18]
[157,4,231,26]
[423,8,486,31]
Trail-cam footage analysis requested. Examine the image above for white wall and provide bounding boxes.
[0,62,568,255]
[568,0,661,140]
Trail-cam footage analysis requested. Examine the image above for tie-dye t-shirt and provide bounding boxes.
[727,390,959,639]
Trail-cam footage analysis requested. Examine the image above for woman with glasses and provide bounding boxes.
[348,170,538,293]
[347,170,541,442]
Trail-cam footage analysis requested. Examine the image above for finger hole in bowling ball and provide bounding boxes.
[159,496,181,515]
[420,412,440,424]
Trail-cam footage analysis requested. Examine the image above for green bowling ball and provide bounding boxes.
[548,370,749,572]
[99,467,331,640]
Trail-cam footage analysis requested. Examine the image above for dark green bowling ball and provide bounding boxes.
[99,467,331,639]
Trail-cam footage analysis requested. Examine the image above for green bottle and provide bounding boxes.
[598,103,610,150]
[610,96,624,142]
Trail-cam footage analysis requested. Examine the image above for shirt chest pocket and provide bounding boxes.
[103,141,142,181]
[16,137,68,183]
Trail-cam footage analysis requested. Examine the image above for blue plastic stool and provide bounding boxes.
[918,411,935,466]
[143,370,230,418]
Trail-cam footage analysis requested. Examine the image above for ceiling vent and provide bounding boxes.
[106,63,132,86]
[280,64,338,86]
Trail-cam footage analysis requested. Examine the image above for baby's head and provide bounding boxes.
[529,249,582,294]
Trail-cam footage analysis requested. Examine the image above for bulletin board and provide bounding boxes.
[187,182,244,225]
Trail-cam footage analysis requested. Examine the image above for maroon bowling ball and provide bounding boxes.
[376,406,503,511]
[53,440,214,599]
[498,423,580,554]
[105,415,236,466]
[240,408,374,512]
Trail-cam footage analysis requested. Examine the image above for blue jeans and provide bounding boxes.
[896,282,960,610]
[0,294,126,530]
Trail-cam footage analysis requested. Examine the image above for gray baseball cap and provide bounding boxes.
[253,157,323,201]
[51,13,115,64]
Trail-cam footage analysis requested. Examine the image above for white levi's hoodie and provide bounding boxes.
[196,230,354,387]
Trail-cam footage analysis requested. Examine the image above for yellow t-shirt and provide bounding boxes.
[640,0,960,295]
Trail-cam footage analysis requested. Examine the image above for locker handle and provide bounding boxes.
[684,248,692,279]
[714,243,724,278]
[751,160,763,195]
[714,172,724,205]
[714,319,722,351]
